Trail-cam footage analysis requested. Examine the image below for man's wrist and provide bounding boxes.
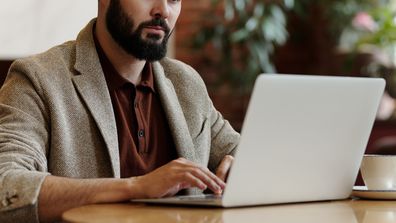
[89,178,142,203]
[125,176,145,199]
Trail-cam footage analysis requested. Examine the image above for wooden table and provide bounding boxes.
[62,199,396,223]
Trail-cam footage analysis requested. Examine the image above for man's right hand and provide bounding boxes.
[131,158,225,198]
[38,158,224,222]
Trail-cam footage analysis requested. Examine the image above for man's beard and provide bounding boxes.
[105,0,171,61]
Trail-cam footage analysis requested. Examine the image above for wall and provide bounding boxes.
[0,0,97,59]
[175,1,211,67]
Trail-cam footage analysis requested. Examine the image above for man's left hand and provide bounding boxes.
[215,155,234,182]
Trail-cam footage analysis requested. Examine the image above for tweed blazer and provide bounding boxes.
[0,20,240,222]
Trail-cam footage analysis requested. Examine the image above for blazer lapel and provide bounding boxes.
[152,62,196,161]
[72,20,120,177]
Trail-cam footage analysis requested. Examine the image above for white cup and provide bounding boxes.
[360,155,396,190]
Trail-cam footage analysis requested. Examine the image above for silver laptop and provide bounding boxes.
[132,74,385,207]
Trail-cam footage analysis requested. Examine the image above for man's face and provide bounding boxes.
[105,0,181,61]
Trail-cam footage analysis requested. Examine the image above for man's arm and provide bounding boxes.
[175,61,240,171]
[207,104,240,171]
[38,158,225,223]
[38,176,133,223]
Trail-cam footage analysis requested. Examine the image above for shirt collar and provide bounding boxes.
[93,27,156,93]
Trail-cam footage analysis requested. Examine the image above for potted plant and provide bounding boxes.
[191,0,295,130]
[194,0,295,93]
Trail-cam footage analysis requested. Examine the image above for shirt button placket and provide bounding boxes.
[138,129,146,154]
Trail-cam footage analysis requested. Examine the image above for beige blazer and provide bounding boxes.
[0,20,239,222]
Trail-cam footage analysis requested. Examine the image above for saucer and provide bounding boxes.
[351,186,396,200]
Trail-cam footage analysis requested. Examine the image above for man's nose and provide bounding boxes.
[151,0,170,19]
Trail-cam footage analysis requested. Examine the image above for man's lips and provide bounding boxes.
[143,26,167,36]
[145,25,165,31]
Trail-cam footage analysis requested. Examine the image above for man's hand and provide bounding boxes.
[38,158,229,222]
[132,158,226,198]
[215,155,234,182]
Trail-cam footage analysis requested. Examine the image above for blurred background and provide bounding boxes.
[1,0,396,156]
[175,0,396,157]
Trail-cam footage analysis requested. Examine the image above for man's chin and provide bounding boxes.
[145,40,163,46]
[144,36,164,45]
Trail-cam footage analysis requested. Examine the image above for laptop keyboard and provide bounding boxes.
[176,194,222,201]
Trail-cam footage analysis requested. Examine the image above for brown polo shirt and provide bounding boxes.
[94,35,178,178]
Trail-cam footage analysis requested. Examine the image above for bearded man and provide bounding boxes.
[0,0,239,222]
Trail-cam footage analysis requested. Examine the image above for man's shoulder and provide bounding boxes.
[158,57,205,87]
[159,57,195,75]
[11,40,77,75]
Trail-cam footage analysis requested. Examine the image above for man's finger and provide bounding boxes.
[181,159,226,189]
[198,166,226,188]
[181,172,207,191]
[188,167,223,194]
[216,155,234,182]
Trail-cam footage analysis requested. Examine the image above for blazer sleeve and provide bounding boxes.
[0,61,50,223]
[181,63,240,171]
[207,100,240,171]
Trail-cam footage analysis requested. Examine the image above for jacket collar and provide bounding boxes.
[72,19,120,177]
[152,62,196,161]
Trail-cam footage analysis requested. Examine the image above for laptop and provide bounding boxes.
[132,74,385,207]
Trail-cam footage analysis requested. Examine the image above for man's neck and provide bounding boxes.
[95,22,146,85]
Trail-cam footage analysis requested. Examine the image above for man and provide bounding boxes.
[0,0,239,222]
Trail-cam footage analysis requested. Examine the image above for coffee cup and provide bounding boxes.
[360,155,396,190]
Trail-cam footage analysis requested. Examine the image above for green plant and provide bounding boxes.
[194,0,295,92]
[193,0,391,93]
